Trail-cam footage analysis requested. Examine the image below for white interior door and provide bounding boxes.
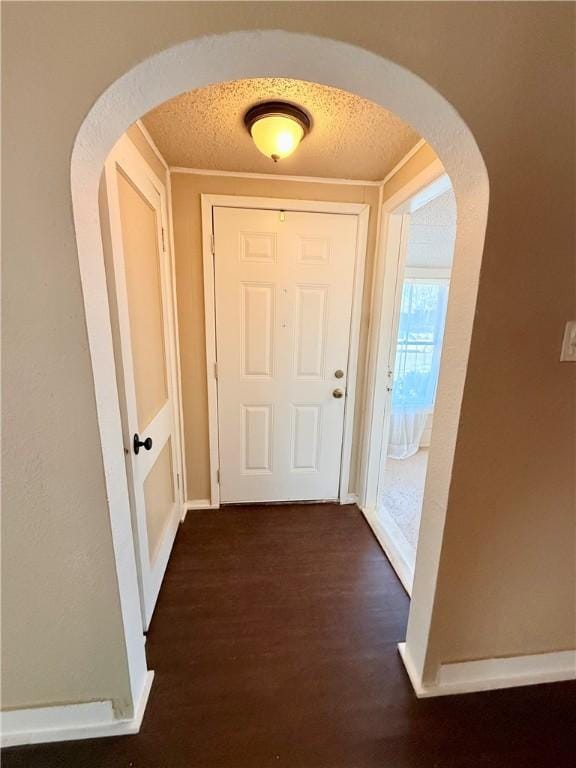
[105,139,181,629]
[213,206,358,503]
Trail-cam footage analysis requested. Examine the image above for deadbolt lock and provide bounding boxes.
[334,369,344,379]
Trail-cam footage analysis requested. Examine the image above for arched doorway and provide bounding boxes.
[70,30,489,711]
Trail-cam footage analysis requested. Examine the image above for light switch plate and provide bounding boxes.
[560,321,576,362]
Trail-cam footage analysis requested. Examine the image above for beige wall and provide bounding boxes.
[171,172,380,500]
[3,2,574,712]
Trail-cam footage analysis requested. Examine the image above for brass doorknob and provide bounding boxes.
[332,389,344,399]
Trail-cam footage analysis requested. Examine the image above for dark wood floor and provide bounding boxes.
[4,504,575,767]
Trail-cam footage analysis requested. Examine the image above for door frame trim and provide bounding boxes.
[200,194,370,507]
[359,160,447,510]
[358,163,452,598]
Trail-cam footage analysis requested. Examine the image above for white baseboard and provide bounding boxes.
[181,499,220,521]
[1,671,154,748]
[398,642,576,698]
[187,497,358,511]
[186,499,220,510]
[360,505,414,595]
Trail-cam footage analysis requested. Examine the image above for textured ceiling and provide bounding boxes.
[406,189,457,269]
[142,78,421,181]
[412,188,457,227]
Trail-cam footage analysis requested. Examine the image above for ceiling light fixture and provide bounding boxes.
[244,101,311,162]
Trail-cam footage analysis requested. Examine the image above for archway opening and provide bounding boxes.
[71,30,489,711]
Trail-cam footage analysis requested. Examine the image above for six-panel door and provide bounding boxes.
[214,207,358,503]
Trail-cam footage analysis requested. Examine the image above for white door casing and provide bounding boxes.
[213,205,361,503]
[360,163,448,510]
[377,213,410,481]
[104,136,182,629]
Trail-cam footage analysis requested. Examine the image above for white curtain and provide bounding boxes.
[388,410,428,460]
[387,279,449,460]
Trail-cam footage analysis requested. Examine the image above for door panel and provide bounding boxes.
[291,404,322,471]
[214,206,358,503]
[294,285,328,378]
[144,437,175,563]
[242,404,273,473]
[241,283,275,377]
[117,172,169,432]
[105,139,181,629]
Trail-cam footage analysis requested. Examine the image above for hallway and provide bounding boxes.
[5,505,575,768]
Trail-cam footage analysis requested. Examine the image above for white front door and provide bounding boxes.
[104,138,182,629]
[213,206,358,503]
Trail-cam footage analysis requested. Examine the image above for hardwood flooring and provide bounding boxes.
[4,504,575,767]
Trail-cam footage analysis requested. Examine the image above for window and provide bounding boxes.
[392,279,449,413]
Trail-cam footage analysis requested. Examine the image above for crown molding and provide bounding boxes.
[169,166,382,186]
[168,138,429,189]
[135,120,169,171]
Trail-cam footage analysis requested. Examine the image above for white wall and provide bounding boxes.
[406,188,456,270]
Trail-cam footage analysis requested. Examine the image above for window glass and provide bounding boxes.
[392,280,449,412]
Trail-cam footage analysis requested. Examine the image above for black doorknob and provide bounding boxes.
[133,433,153,455]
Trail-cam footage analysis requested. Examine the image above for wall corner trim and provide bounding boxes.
[380,139,427,185]
[0,672,154,748]
[135,120,169,171]
[398,643,576,698]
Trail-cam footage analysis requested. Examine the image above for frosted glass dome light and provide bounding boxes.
[244,102,311,162]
